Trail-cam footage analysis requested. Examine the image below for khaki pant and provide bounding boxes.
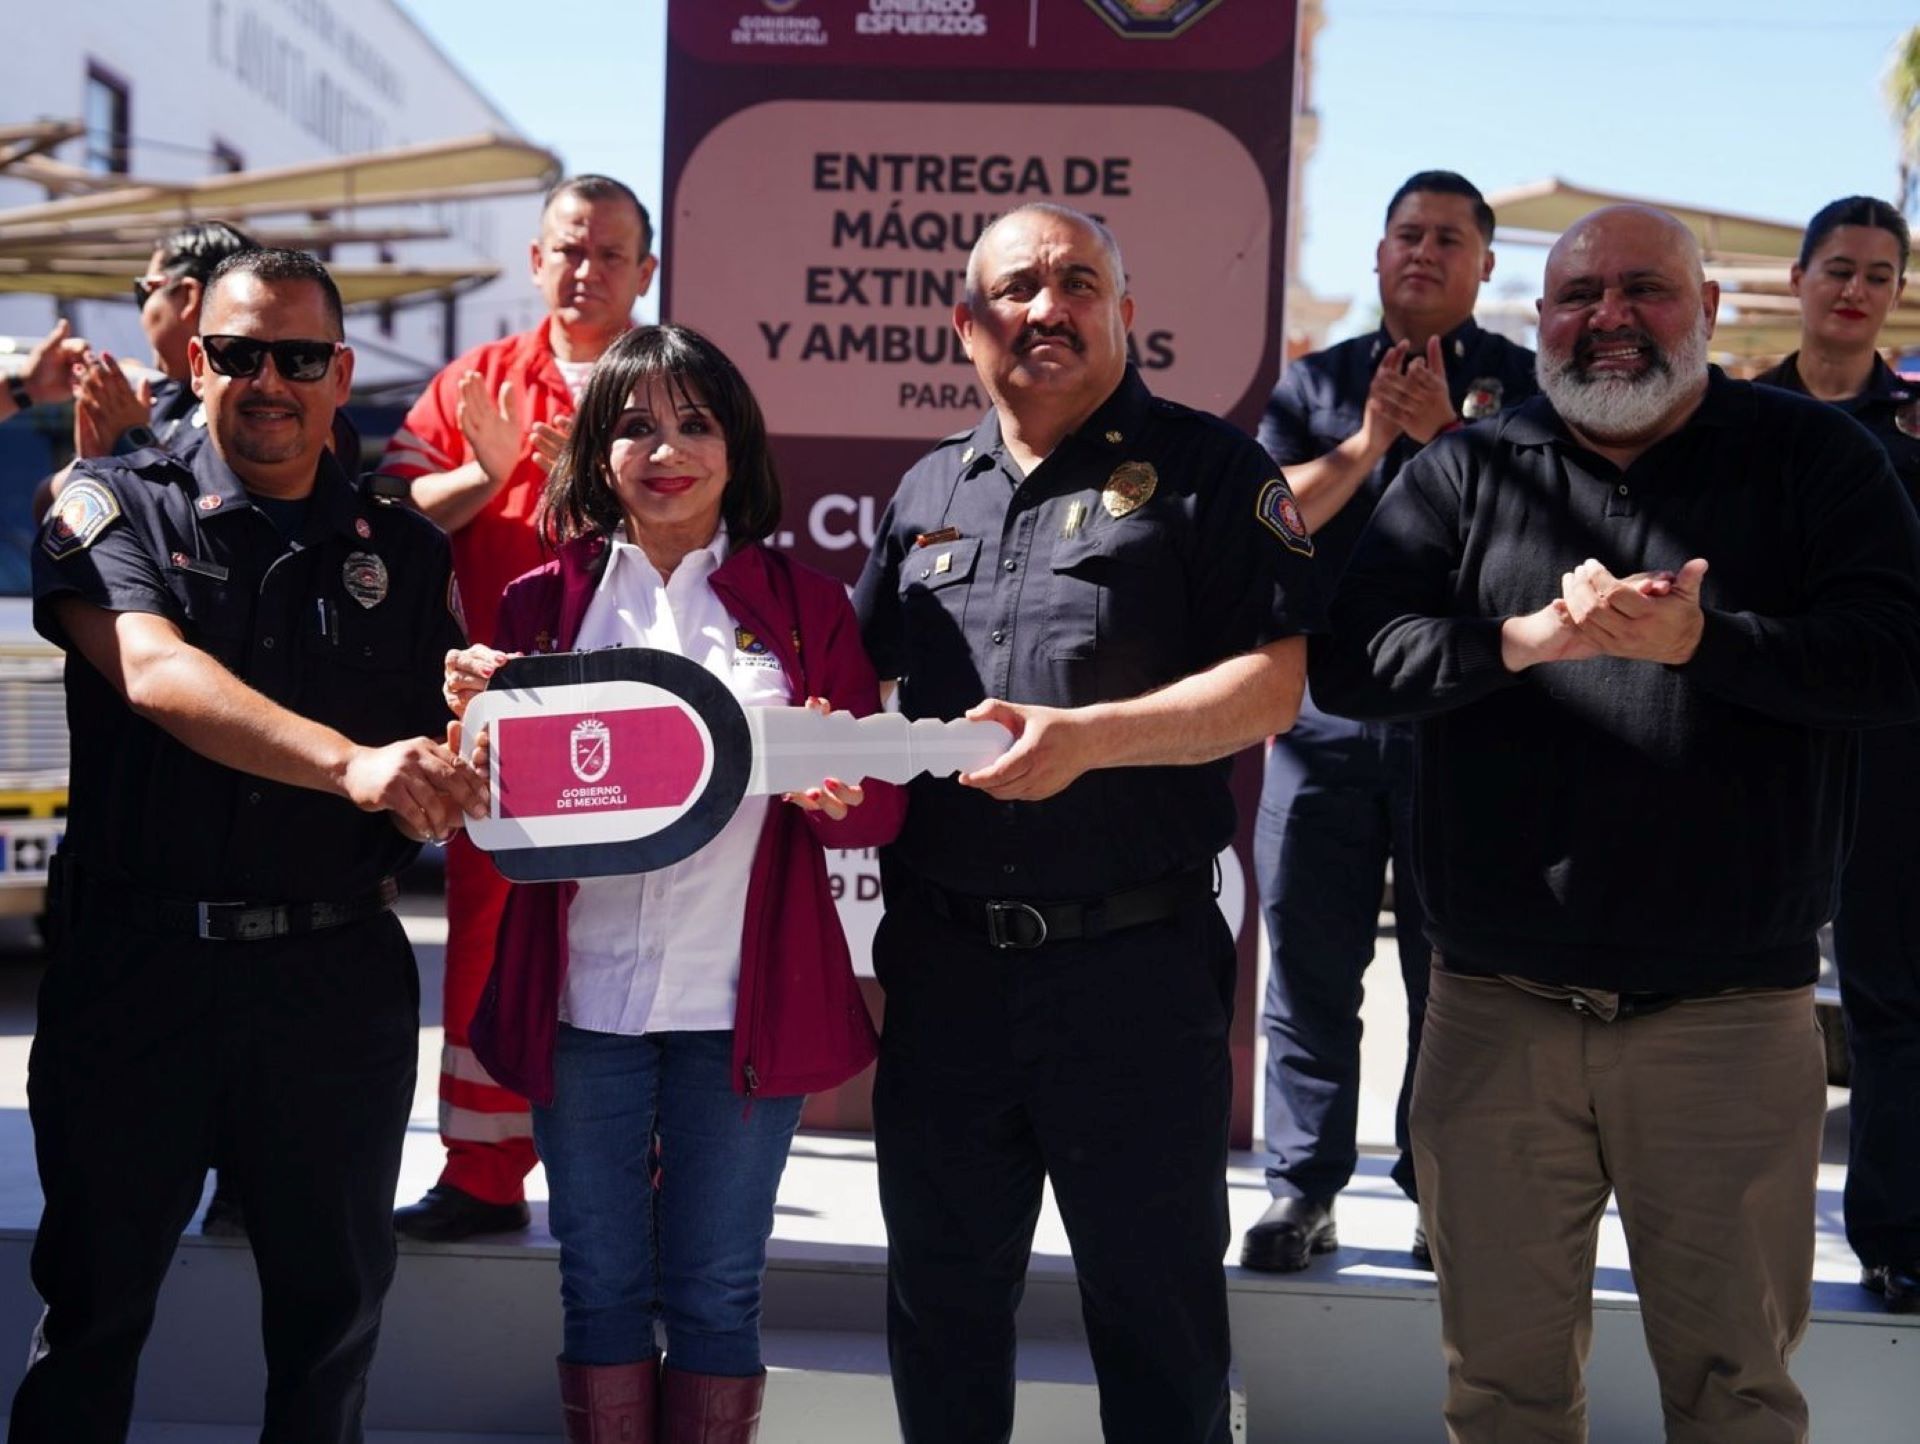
[1410,966,1826,1444]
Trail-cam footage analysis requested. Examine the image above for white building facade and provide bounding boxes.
[2,0,566,389]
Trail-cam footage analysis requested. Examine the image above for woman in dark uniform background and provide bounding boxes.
[1757,195,1920,1313]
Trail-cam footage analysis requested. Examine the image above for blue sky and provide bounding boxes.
[399,0,1917,341]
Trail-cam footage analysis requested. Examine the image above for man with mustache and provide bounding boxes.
[1312,204,1920,1443]
[17,248,485,1442]
[854,203,1322,1444]
[375,174,656,1242]
[1242,170,1537,1275]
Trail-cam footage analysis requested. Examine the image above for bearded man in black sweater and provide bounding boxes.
[1313,204,1920,1444]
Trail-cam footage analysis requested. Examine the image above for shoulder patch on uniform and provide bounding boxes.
[42,478,122,559]
[1256,478,1313,558]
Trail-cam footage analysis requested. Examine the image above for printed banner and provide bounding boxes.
[665,0,1297,1141]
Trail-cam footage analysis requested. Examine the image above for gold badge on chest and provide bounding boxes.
[1101,460,1158,518]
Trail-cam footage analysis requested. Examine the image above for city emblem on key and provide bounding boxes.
[463,648,1013,881]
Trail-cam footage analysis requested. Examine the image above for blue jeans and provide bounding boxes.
[533,1026,804,1375]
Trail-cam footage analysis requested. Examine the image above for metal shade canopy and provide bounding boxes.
[0,132,559,309]
[0,257,499,306]
[0,133,560,231]
[1483,178,1920,363]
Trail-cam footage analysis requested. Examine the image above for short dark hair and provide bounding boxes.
[542,324,780,548]
[1385,171,1495,244]
[1798,195,1910,276]
[156,220,257,284]
[964,202,1127,304]
[542,173,654,256]
[203,248,345,339]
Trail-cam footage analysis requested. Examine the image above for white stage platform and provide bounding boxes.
[0,904,1911,1441]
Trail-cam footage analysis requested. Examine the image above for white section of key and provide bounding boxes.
[745,709,1013,795]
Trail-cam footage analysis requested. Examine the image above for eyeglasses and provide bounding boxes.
[131,274,174,307]
[200,335,347,383]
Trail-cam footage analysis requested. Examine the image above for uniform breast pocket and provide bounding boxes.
[1047,525,1184,666]
[898,535,981,646]
[302,604,422,742]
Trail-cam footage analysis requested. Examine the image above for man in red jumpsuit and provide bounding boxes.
[376,174,656,1239]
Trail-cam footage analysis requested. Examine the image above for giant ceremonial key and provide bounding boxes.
[462,648,1011,881]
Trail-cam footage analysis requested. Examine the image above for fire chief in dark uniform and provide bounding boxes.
[13,249,485,1444]
[854,203,1322,1444]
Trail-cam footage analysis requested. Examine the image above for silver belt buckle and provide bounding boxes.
[984,900,1048,950]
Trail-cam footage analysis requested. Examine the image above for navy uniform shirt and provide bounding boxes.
[144,377,199,451]
[32,440,464,902]
[854,366,1325,900]
[1259,317,1538,580]
[1755,352,1920,504]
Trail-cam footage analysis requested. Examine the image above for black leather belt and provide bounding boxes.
[122,878,400,942]
[924,865,1216,950]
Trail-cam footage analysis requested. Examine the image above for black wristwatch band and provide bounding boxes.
[114,424,162,456]
[5,375,32,414]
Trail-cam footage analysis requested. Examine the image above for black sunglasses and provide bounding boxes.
[200,334,347,383]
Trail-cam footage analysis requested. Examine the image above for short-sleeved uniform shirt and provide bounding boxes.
[1259,318,1538,580]
[142,377,199,452]
[854,367,1325,900]
[1755,352,1920,505]
[32,441,464,902]
[375,327,575,649]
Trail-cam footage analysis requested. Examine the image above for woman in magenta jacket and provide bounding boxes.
[444,324,903,1444]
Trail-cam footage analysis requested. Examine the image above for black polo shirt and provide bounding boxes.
[1311,369,1920,992]
[1755,351,1920,502]
[1259,317,1538,579]
[32,440,463,902]
[854,366,1324,900]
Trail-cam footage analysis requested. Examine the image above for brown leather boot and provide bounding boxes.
[558,1357,659,1444]
[659,1365,764,1444]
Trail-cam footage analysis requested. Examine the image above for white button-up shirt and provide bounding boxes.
[561,528,789,1035]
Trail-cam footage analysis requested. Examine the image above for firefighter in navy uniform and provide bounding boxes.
[1243,171,1538,1273]
[854,204,1321,1444]
[1756,195,1920,1313]
[13,249,485,1444]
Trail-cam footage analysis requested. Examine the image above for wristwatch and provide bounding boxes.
[114,424,162,456]
[4,375,32,415]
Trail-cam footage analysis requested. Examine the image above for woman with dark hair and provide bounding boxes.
[1756,195,1917,490]
[1757,196,1920,1316]
[444,323,904,1442]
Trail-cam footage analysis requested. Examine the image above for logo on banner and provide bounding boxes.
[857,0,988,37]
[734,0,826,45]
[497,706,709,819]
[570,719,612,784]
[1084,0,1224,37]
